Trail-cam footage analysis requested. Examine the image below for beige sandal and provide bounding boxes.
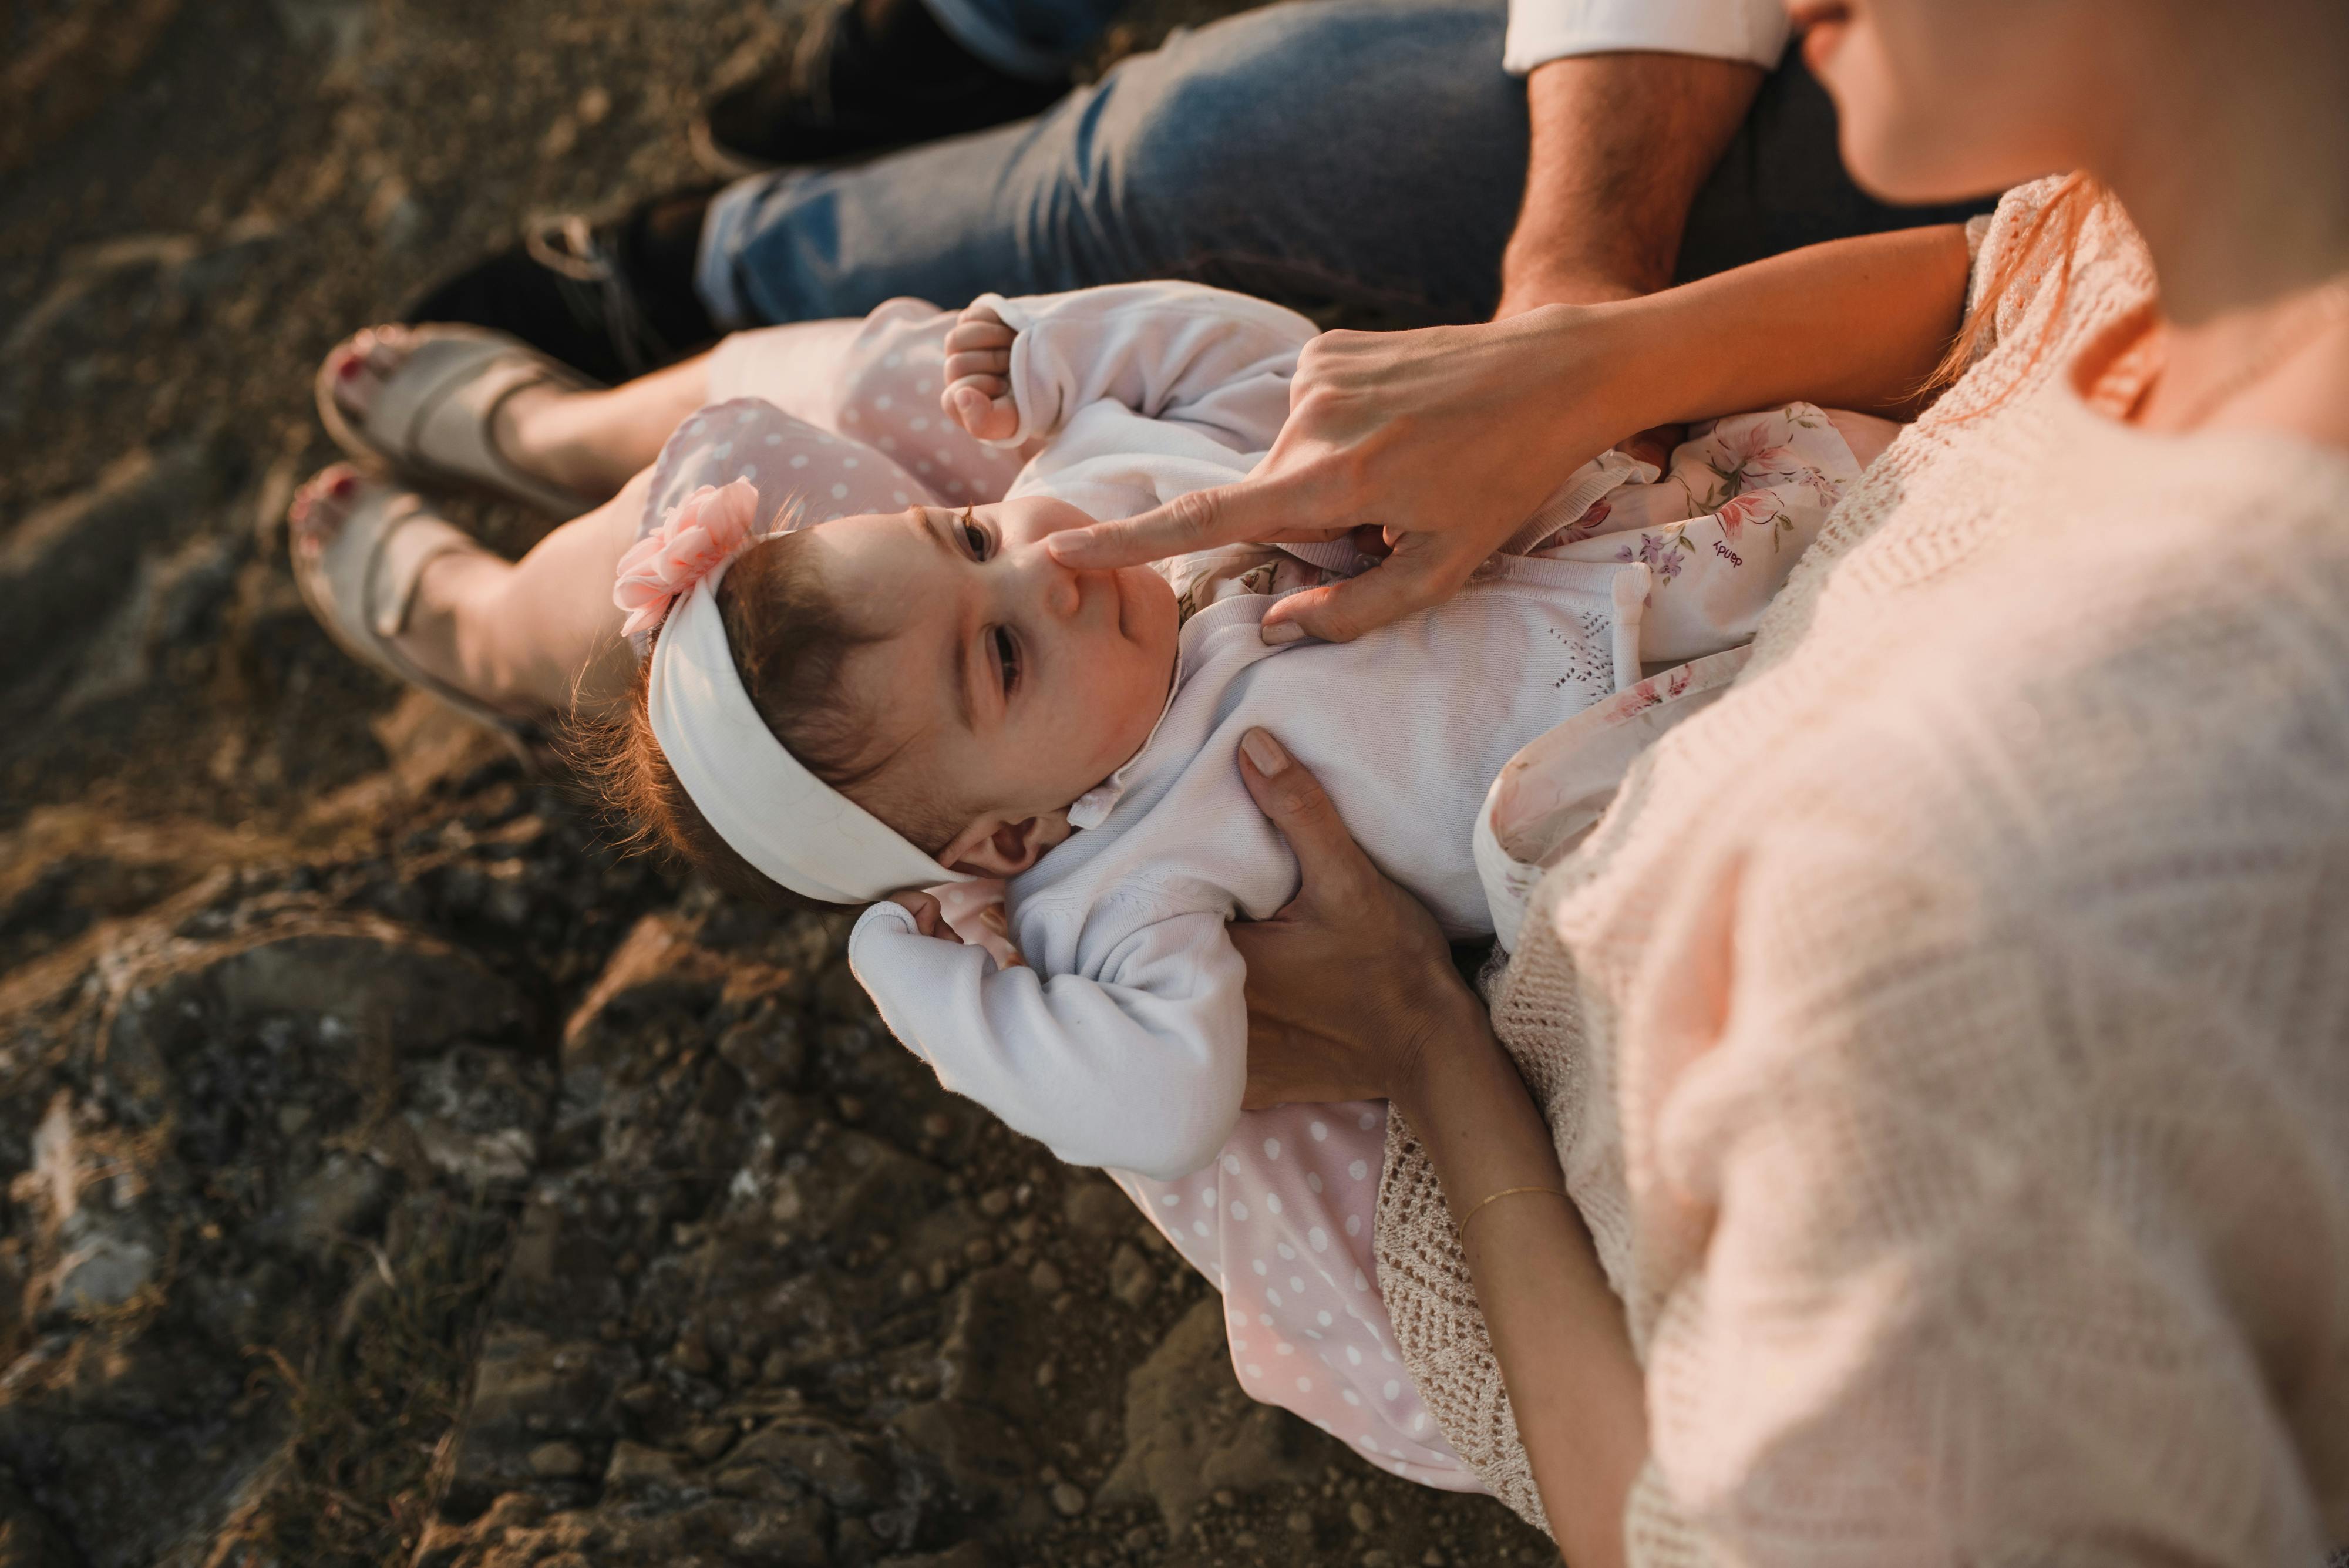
[290,466,540,744]
[315,324,601,516]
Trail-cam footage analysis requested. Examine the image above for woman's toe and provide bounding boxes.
[362,324,410,374]
[329,344,380,421]
[290,465,362,553]
[328,327,415,422]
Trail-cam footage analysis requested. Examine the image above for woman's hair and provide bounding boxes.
[574,527,963,910]
[1920,171,2108,414]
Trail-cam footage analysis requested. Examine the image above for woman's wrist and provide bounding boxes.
[1510,297,1688,452]
[1386,985,1516,1132]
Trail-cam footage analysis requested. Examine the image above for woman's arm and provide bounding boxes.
[1229,729,1647,1566]
[1608,221,1972,425]
[1051,223,1973,644]
[1394,1001,1650,1568]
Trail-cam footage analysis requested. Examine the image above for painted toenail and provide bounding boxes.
[329,472,356,498]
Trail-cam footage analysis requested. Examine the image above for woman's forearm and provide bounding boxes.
[1579,222,1976,426]
[1394,1005,1649,1568]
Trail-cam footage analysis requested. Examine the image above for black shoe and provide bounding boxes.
[694,0,1071,173]
[400,191,721,385]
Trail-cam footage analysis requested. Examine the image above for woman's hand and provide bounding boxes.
[1051,305,1646,644]
[1229,727,1485,1110]
[1049,226,1976,647]
[1230,725,1649,1563]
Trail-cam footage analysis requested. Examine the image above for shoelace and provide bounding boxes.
[522,214,671,379]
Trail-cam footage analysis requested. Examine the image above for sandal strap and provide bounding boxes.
[295,482,534,742]
[320,325,598,515]
[395,352,574,512]
[364,495,474,641]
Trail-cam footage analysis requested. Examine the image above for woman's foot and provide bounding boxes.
[288,465,540,735]
[318,324,632,510]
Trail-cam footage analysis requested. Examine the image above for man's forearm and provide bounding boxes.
[1496,52,1765,317]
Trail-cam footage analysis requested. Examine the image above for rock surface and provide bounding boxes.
[1,1,1561,1564]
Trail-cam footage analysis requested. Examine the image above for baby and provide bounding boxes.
[604,282,1887,1180]
[299,278,1886,1479]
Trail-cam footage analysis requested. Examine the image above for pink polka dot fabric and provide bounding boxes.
[1116,1103,1476,1491]
[655,306,1475,1493]
[704,300,1029,507]
[640,304,1035,588]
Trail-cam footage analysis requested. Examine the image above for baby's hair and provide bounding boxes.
[574,520,965,910]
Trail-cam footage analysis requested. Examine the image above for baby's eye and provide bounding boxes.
[992,627,1020,691]
[959,514,991,559]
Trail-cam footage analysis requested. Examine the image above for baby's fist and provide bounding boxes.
[890,890,964,941]
[942,302,1018,442]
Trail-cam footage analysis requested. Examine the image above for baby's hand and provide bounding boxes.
[891,890,964,941]
[942,302,1018,442]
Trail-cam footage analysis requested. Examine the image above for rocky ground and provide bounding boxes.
[0,3,1560,1564]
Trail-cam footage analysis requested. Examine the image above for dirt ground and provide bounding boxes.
[0,2,1560,1565]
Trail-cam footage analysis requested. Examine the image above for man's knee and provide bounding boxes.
[1101,0,1511,205]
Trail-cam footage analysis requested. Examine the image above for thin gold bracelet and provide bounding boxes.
[1455,1185,1571,1245]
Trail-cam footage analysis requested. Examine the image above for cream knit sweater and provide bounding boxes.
[1374,178,2349,1562]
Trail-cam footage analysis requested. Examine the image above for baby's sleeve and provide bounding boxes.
[975,282,1317,453]
[846,901,1247,1180]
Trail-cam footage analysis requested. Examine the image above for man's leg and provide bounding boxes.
[696,0,1125,172]
[412,0,1986,379]
[924,0,1126,78]
[702,0,1987,334]
[699,0,1536,330]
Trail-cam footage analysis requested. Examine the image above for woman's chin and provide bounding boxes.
[1838,129,2028,208]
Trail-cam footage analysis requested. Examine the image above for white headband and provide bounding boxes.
[646,563,972,905]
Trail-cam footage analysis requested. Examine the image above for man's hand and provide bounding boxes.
[941,302,1019,442]
[1048,303,1644,642]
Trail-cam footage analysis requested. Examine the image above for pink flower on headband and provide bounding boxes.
[614,479,760,637]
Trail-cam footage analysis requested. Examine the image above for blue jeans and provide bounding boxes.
[925,0,1125,78]
[698,0,1988,331]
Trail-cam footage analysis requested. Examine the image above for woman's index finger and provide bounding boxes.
[1046,478,1307,568]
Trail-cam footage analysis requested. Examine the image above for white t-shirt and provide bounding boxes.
[1505,0,1790,75]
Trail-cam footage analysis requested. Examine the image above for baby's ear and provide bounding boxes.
[940,810,1072,878]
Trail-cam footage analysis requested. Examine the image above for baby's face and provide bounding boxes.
[805,494,1180,870]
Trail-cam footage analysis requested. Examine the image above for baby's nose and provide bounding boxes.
[1015,543,1086,619]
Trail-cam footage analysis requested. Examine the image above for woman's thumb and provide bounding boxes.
[1237,728,1375,899]
[1259,554,1439,645]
